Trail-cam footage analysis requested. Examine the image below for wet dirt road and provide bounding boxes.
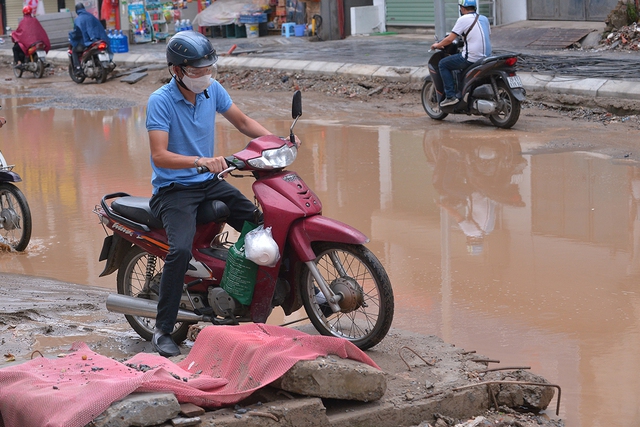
[2,67,640,427]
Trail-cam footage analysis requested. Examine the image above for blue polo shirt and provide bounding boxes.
[146,78,233,194]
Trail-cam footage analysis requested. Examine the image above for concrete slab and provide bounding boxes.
[410,67,430,83]
[372,65,417,82]
[519,72,554,92]
[270,59,313,71]
[598,79,640,100]
[336,63,381,78]
[545,76,608,97]
[302,61,344,74]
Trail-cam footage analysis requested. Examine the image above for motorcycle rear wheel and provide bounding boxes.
[0,182,32,252]
[33,59,45,79]
[421,78,448,120]
[68,63,85,83]
[95,59,108,84]
[299,242,394,350]
[116,246,193,343]
[489,80,521,129]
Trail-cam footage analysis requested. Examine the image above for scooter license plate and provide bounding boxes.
[36,51,46,59]
[507,75,523,88]
[98,52,109,61]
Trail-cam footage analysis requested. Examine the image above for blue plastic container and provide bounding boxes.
[294,24,305,37]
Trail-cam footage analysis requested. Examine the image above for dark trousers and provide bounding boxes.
[439,53,472,99]
[71,44,85,69]
[149,178,259,334]
[12,43,25,64]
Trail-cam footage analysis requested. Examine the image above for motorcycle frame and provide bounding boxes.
[97,165,369,324]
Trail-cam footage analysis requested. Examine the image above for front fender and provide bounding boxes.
[0,170,22,183]
[288,215,369,262]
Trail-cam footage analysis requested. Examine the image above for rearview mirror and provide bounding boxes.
[292,90,302,119]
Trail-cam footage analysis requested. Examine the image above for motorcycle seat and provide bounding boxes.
[111,197,230,229]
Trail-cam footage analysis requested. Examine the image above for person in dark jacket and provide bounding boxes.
[68,3,110,73]
[11,6,51,65]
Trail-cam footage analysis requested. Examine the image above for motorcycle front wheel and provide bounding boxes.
[12,64,23,79]
[116,246,193,343]
[421,78,448,120]
[299,242,394,350]
[68,62,85,83]
[34,59,45,79]
[489,80,521,129]
[0,182,32,252]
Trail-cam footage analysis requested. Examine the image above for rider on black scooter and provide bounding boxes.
[430,0,492,108]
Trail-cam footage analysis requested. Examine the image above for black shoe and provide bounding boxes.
[440,97,459,107]
[152,331,180,357]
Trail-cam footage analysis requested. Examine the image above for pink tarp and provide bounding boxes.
[0,324,378,427]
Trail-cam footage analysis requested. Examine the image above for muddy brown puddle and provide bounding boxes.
[1,98,639,427]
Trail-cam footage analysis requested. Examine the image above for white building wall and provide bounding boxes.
[496,0,527,25]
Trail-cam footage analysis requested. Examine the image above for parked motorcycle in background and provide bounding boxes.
[0,111,32,252]
[95,91,395,350]
[422,39,526,129]
[13,41,49,79]
[68,40,116,84]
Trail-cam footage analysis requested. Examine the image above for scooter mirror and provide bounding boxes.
[292,90,302,119]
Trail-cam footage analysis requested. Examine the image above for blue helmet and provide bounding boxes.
[166,30,218,68]
[458,0,477,8]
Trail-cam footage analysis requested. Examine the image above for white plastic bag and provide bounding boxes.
[244,225,280,267]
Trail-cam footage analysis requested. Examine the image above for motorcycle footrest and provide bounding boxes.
[211,317,240,326]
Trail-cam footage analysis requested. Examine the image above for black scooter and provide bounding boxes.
[421,40,526,129]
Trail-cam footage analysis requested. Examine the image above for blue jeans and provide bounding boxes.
[149,179,260,334]
[439,53,472,99]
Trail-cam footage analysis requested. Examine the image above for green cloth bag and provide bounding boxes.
[220,221,259,306]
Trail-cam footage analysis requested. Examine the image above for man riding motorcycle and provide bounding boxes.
[11,6,51,67]
[68,2,111,75]
[430,0,492,108]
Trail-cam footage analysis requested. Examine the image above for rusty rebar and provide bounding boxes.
[399,346,435,371]
[452,380,562,416]
[476,366,531,374]
[469,358,500,364]
[30,350,44,359]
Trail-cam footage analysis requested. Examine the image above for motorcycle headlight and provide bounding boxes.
[247,143,297,169]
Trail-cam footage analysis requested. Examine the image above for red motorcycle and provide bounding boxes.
[94,91,394,350]
[68,40,116,84]
[13,41,49,79]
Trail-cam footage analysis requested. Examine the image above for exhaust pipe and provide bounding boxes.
[106,293,204,322]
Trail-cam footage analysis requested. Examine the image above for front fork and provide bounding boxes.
[304,260,342,313]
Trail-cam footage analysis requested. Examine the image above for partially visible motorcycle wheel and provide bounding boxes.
[299,242,394,350]
[489,80,521,129]
[13,64,23,79]
[68,63,85,83]
[116,245,193,343]
[421,78,448,120]
[95,59,108,84]
[33,59,45,79]
[0,183,32,252]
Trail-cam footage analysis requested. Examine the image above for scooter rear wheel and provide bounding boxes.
[489,80,521,129]
[421,78,448,120]
[0,182,32,252]
[116,246,193,344]
[299,242,394,350]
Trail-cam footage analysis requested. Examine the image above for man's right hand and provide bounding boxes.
[197,156,228,174]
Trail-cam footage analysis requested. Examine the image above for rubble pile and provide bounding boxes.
[599,22,640,51]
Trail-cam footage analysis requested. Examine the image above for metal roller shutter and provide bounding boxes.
[385,0,462,28]
[5,0,22,32]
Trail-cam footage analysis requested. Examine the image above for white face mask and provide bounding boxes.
[181,74,212,94]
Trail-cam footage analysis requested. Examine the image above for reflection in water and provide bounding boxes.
[0,95,639,426]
